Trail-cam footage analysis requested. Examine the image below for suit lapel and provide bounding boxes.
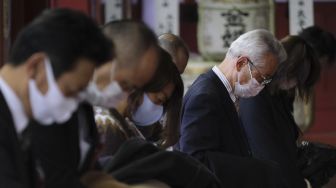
[77,103,98,173]
[206,71,251,156]
[0,91,31,186]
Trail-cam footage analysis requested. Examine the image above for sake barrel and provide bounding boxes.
[198,0,274,61]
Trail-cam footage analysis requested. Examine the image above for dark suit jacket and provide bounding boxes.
[239,88,307,188]
[0,91,35,188]
[177,70,286,188]
[32,102,99,188]
[105,138,222,188]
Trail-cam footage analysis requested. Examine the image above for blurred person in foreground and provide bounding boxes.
[31,19,160,188]
[0,8,112,188]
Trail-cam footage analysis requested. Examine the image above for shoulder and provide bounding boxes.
[239,87,272,109]
[185,71,221,100]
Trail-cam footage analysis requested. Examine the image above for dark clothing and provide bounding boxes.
[177,71,286,188]
[0,91,36,188]
[177,70,250,156]
[239,88,306,188]
[105,138,222,188]
[297,141,336,188]
[32,102,99,188]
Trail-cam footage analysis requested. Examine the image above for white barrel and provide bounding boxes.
[198,0,275,61]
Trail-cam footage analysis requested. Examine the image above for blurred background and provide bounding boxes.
[0,0,336,186]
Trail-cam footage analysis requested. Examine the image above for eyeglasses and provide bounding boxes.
[247,59,272,85]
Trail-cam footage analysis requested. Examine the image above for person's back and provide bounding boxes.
[240,87,306,188]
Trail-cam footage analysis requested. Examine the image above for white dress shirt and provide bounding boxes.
[0,77,28,137]
[0,76,90,170]
[212,66,237,103]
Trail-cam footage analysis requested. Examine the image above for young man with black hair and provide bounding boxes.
[0,8,112,188]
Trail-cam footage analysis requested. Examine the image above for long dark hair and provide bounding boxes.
[299,26,336,65]
[125,48,184,148]
[270,35,320,102]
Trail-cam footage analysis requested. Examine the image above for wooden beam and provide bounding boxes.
[1,0,11,67]
[123,0,132,19]
[0,0,3,67]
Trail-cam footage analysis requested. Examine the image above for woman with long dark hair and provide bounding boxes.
[124,48,184,148]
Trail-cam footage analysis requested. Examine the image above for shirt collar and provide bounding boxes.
[0,77,29,136]
[212,66,237,103]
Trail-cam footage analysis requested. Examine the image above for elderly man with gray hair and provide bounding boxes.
[176,29,287,187]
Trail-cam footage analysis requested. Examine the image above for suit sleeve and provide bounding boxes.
[179,93,222,156]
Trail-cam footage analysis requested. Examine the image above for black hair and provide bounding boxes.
[103,20,158,68]
[270,36,320,101]
[9,8,112,78]
[299,26,336,65]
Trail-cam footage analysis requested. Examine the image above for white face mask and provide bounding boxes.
[234,63,265,98]
[83,63,128,108]
[84,81,127,108]
[131,93,164,126]
[29,58,79,125]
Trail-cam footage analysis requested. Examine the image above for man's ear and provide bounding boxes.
[236,56,249,72]
[25,52,47,79]
[26,53,50,94]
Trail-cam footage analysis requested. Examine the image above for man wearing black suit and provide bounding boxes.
[177,29,288,187]
[0,9,111,188]
[31,20,161,188]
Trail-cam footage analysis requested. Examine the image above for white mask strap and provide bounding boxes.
[247,63,253,79]
[44,58,57,89]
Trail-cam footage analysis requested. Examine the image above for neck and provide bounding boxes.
[0,64,31,116]
[217,58,237,91]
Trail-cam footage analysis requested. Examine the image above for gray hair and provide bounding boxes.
[227,29,287,66]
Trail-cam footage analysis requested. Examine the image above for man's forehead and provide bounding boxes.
[135,48,159,84]
[117,66,145,88]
